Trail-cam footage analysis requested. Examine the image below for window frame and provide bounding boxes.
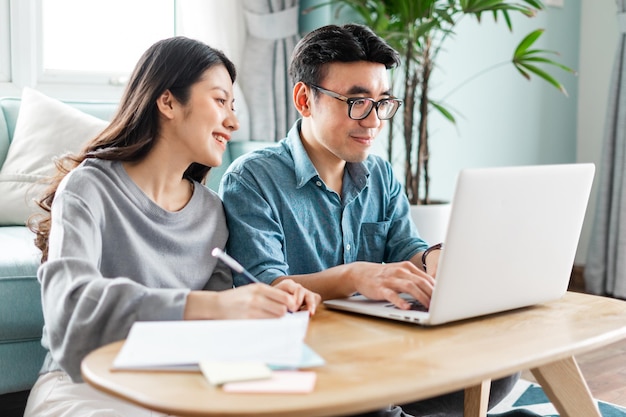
[9,0,42,89]
[38,0,176,87]
[0,0,10,83]
[0,0,174,100]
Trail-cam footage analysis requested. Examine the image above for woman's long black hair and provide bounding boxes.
[30,37,236,262]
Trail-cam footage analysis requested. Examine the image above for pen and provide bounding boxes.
[211,248,262,285]
[212,247,295,314]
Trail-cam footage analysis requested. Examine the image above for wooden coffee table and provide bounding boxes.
[82,291,626,417]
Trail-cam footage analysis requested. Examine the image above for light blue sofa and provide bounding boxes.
[0,96,273,415]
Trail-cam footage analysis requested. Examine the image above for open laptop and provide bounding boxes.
[324,163,595,326]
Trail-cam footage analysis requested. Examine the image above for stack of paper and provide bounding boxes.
[113,311,324,389]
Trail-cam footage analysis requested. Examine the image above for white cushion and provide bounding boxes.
[0,88,108,225]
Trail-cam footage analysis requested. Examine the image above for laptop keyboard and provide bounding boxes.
[385,300,429,312]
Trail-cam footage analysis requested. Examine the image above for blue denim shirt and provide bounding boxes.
[219,120,428,286]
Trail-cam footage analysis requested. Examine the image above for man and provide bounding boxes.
[220,24,518,416]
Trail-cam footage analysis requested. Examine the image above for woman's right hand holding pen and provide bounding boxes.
[184,281,320,320]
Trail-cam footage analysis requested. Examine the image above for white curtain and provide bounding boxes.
[176,0,251,141]
[239,0,300,141]
[584,1,626,298]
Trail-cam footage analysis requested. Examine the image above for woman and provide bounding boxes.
[24,36,320,417]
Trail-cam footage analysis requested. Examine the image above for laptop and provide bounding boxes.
[324,163,595,326]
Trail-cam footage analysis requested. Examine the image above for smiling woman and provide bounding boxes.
[21,36,321,417]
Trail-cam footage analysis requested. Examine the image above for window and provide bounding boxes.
[41,0,176,85]
[0,0,241,100]
[0,0,10,82]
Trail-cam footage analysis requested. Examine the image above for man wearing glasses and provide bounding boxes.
[220,24,518,416]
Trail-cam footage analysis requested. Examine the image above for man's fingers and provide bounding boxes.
[381,285,430,310]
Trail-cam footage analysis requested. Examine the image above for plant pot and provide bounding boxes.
[410,203,451,245]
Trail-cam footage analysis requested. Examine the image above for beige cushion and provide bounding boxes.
[0,88,108,225]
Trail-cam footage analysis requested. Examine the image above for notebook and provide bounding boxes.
[324,163,595,326]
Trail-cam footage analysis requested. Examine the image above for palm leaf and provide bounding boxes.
[515,62,569,96]
[514,29,545,57]
[518,56,577,74]
[513,29,576,87]
[431,101,456,123]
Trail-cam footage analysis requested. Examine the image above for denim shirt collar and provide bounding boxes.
[285,119,370,191]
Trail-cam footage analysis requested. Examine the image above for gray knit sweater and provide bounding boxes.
[38,158,232,382]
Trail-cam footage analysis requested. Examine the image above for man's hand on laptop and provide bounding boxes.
[350,261,435,310]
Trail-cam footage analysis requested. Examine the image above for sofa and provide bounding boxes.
[0,90,273,415]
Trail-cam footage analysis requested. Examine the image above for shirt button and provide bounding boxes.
[316,181,322,187]
[346,244,351,251]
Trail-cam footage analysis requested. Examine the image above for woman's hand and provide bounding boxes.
[184,281,320,320]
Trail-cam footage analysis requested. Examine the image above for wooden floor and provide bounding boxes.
[521,267,626,407]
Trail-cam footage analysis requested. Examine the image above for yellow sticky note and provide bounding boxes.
[199,361,272,386]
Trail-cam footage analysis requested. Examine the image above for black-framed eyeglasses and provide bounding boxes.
[310,84,402,121]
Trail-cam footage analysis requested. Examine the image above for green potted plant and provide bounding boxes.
[309,0,575,242]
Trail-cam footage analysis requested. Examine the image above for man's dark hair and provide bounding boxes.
[289,23,401,86]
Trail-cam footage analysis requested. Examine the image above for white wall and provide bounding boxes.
[576,0,618,264]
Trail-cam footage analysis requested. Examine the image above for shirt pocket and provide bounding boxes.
[358,221,391,262]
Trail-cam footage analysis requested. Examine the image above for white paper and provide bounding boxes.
[112,311,309,370]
